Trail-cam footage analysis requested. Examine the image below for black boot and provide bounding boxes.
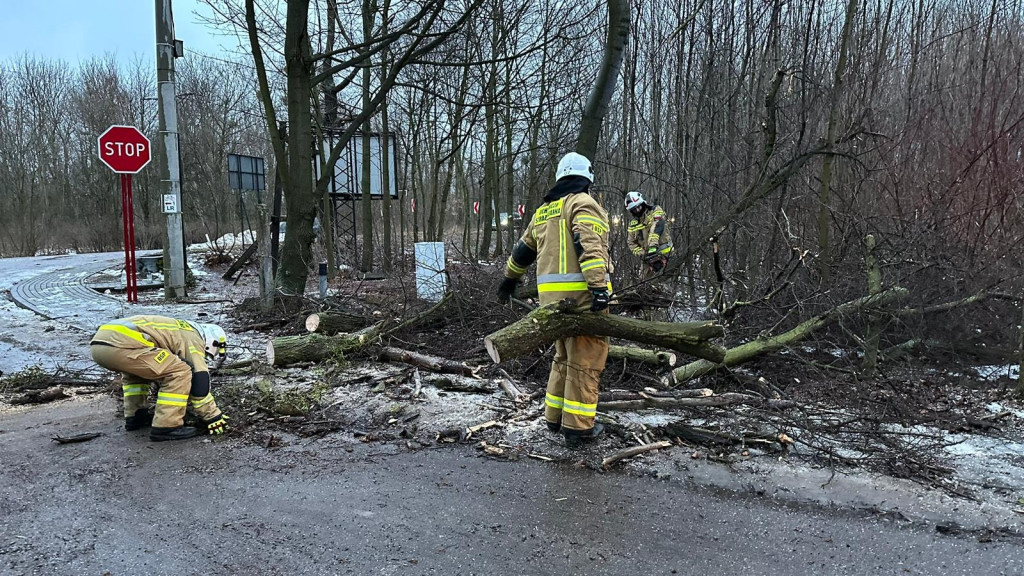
[150,426,197,442]
[546,419,561,433]
[124,408,153,431]
[563,423,604,449]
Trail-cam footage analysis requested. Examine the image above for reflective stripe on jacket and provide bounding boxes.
[627,205,674,257]
[505,193,611,306]
[90,315,209,373]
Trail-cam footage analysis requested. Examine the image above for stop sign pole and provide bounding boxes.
[97,125,151,303]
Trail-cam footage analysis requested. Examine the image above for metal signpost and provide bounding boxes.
[97,125,152,303]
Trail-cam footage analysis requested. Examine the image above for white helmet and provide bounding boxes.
[198,323,227,360]
[555,152,593,182]
[625,190,647,211]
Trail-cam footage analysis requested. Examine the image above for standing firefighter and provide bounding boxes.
[625,191,673,275]
[497,153,612,448]
[90,316,230,442]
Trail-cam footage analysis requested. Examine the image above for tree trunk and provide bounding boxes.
[607,345,677,367]
[816,0,858,279]
[484,300,725,364]
[577,0,630,160]
[267,324,381,366]
[379,347,478,376]
[672,286,909,383]
[861,234,882,374]
[275,0,317,295]
[305,311,370,335]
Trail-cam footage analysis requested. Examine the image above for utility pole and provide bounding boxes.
[156,0,186,298]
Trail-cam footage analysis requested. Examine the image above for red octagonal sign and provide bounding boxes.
[97,125,151,174]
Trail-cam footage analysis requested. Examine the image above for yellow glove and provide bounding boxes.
[205,413,230,435]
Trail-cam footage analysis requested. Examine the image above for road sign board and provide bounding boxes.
[97,125,151,174]
[473,201,480,215]
[517,204,526,216]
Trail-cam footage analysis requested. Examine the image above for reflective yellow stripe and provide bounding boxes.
[189,345,202,357]
[648,233,660,244]
[98,324,154,347]
[507,257,526,275]
[563,398,597,417]
[191,394,215,407]
[537,282,589,293]
[122,384,148,397]
[580,259,605,272]
[545,393,564,409]
[577,216,608,234]
[558,223,567,274]
[632,247,643,255]
[157,391,189,407]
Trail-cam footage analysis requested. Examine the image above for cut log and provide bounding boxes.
[671,286,910,383]
[266,324,381,366]
[484,300,725,364]
[607,345,677,367]
[380,347,479,377]
[305,311,369,335]
[601,441,672,468]
[598,392,795,412]
[496,369,527,402]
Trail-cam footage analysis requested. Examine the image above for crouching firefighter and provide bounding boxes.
[90,316,230,442]
[624,190,673,276]
[497,152,612,448]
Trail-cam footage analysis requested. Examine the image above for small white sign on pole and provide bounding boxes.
[414,242,446,302]
[162,194,179,214]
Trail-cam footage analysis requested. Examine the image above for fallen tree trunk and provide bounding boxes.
[305,311,369,335]
[267,324,382,366]
[10,386,67,405]
[599,388,713,402]
[671,286,909,383]
[380,347,479,377]
[602,441,673,468]
[607,345,677,367]
[598,392,796,412]
[661,422,787,451]
[485,300,725,364]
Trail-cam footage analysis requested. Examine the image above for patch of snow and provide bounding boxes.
[973,364,1020,381]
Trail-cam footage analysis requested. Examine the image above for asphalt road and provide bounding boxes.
[2,396,1022,576]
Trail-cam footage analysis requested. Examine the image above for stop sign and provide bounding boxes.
[97,125,151,174]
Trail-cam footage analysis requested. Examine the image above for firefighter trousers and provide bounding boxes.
[544,335,608,431]
[90,345,222,428]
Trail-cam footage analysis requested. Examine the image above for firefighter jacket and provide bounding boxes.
[90,315,210,375]
[504,188,611,306]
[627,205,673,257]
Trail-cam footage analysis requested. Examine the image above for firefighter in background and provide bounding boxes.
[625,191,673,276]
[497,152,612,448]
[90,316,230,442]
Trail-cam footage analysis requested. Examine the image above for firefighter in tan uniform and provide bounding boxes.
[625,191,673,276]
[497,152,611,448]
[90,315,230,442]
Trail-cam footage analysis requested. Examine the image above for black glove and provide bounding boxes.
[650,258,664,273]
[497,277,519,303]
[590,289,610,312]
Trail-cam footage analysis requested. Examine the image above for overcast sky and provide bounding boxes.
[0,0,239,64]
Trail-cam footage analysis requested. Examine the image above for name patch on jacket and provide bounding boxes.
[533,199,564,225]
[154,350,170,364]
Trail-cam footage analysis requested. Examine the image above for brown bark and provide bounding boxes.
[379,347,478,377]
[484,300,725,364]
[267,324,381,366]
[305,311,370,335]
[607,345,677,367]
